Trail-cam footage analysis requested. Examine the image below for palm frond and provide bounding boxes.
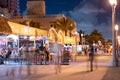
[55,17,76,36]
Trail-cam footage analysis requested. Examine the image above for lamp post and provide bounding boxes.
[117,35,120,58]
[115,25,119,63]
[74,31,79,61]
[81,33,83,55]
[115,25,119,50]
[109,0,118,66]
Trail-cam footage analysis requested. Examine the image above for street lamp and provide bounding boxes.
[115,25,119,47]
[115,25,118,30]
[118,36,120,55]
[115,25,119,61]
[115,25,119,45]
[81,33,83,55]
[74,31,79,61]
[109,0,118,66]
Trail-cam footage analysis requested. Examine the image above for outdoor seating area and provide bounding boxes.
[0,50,69,65]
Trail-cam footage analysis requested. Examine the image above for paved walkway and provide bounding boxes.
[0,56,120,80]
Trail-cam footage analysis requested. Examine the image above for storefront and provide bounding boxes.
[57,30,64,44]
[6,34,18,48]
[48,28,58,43]
[8,21,48,49]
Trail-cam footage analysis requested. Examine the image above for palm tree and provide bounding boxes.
[68,21,76,37]
[0,17,12,34]
[78,30,85,44]
[85,29,104,44]
[55,17,76,36]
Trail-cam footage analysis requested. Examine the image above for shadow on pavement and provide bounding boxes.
[102,67,120,80]
[70,71,90,76]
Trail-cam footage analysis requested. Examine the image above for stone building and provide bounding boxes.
[0,0,19,17]
[27,0,46,17]
[8,0,77,43]
[9,0,66,30]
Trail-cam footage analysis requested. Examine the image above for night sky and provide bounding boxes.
[19,0,120,39]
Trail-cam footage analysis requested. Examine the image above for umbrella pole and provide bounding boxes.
[18,37,19,54]
[34,40,36,48]
[6,37,7,49]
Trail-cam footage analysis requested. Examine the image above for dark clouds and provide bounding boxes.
[63,0,113,39]
[19,0,120,39]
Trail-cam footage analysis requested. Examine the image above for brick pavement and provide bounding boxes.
[0,56,120,80]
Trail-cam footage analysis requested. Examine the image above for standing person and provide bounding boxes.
[45,44,50,64]
[0,49,5,64]
[52,39,63,74]
[6,48,12,59]
[88,44,94,72]
[34,49,40,64]
[63,47,70,64]
[39,42,46,64]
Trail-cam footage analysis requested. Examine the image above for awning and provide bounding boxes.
[8,21,47,36]
[8,21,36,36]
[0,17,12,34]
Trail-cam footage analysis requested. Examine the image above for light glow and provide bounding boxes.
[109,0,117,6]
[115,25,119,30]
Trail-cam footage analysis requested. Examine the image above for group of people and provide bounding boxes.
[0,43,51,65]
[0,48,19,64]
[0,40,71,74]
[34,43,50,64]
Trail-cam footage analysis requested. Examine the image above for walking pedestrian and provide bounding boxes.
[52,38,63,74]
[39,42,46,64]
[45,44,50,64]
[88,44,94,72]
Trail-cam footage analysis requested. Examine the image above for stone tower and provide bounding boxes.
[27,0,46,17]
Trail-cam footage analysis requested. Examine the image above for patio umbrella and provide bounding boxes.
[6,34,18,40]
[0,36,7,42]
[0,17,12,34]
[39,36,51,40]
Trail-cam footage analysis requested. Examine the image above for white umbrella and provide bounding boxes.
[7,34,18,40]
[39,36,51,40]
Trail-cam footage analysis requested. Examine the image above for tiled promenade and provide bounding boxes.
[0,56,120,80]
